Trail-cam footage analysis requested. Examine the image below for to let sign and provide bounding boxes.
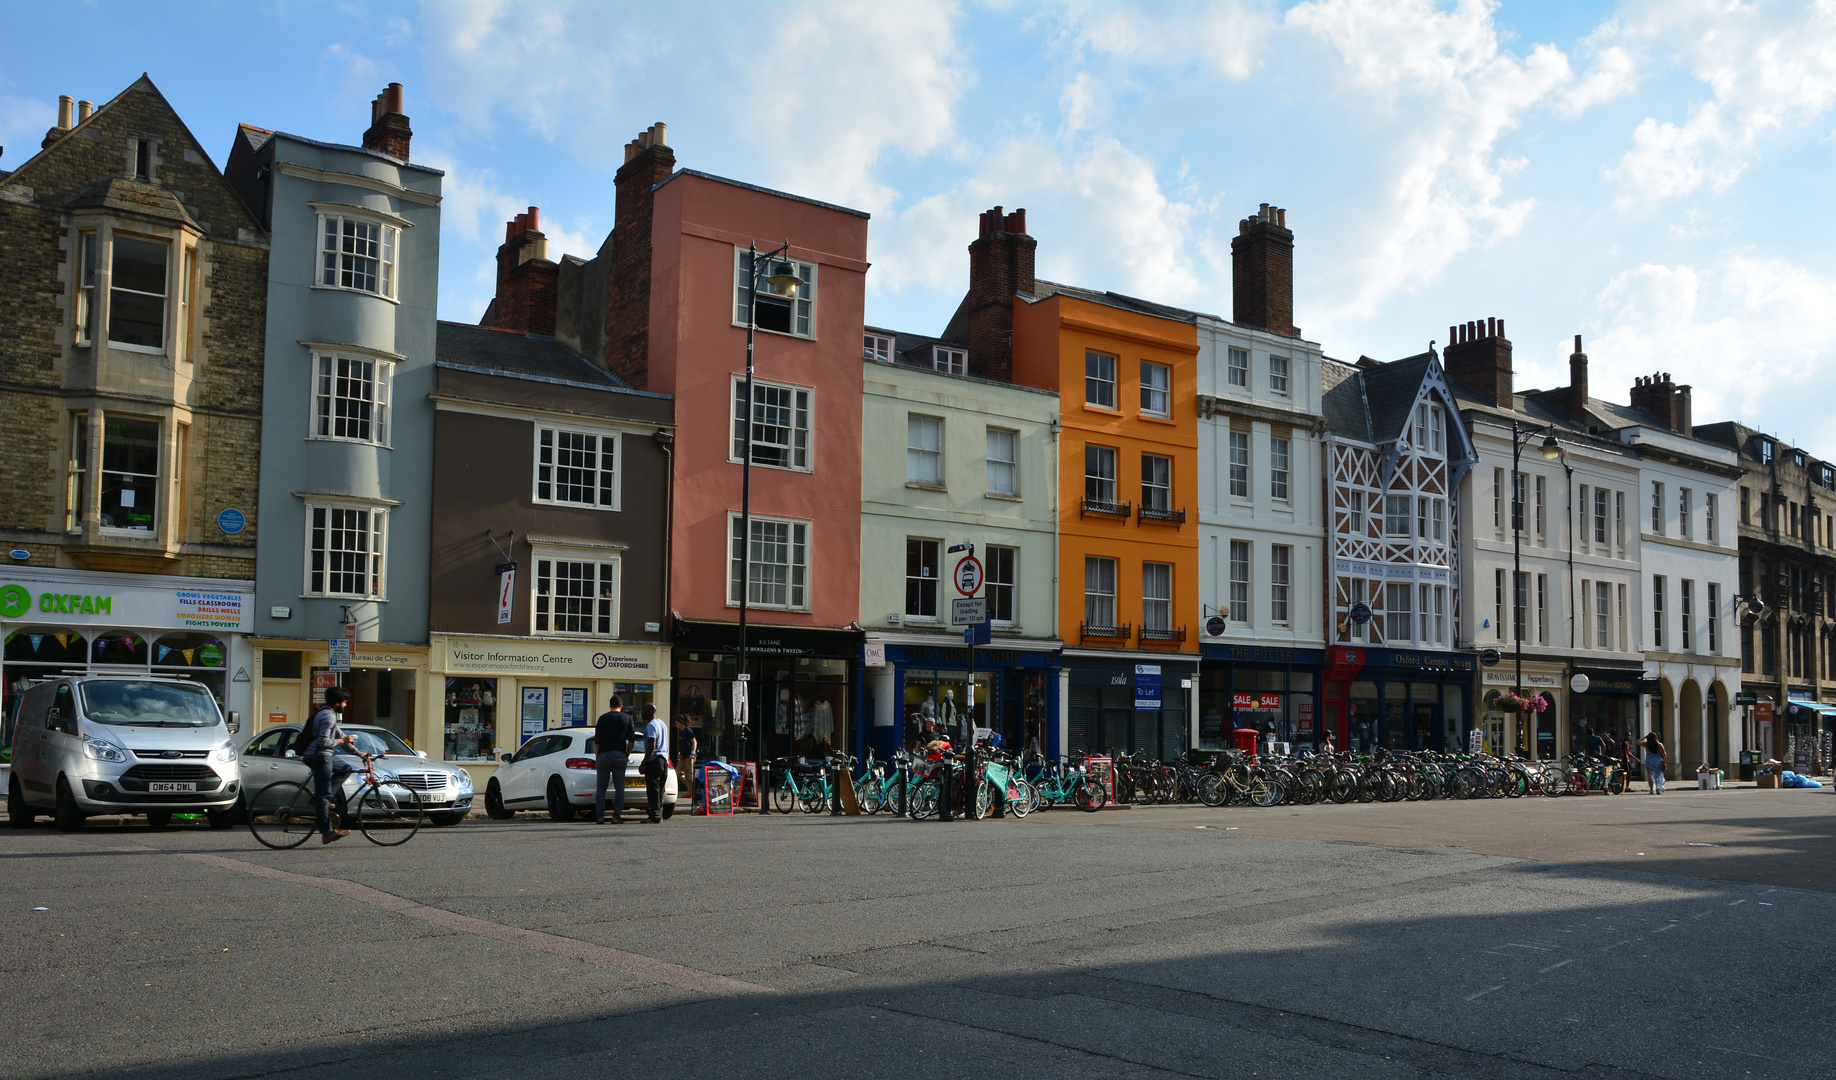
[1134,664,1162,710]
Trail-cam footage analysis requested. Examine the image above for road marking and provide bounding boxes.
[94,841,770,998]
[824,1005,1195,1080]
[1652,924,1675,933]
[1464,986,1505,1001]
[1538,959,1573,973]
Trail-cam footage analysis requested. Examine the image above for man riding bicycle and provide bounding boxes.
[300,687,357,844]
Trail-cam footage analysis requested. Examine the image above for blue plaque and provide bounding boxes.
[217,508,246,535]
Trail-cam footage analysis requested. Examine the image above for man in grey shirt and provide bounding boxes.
[300,687,355,844]
[640,703,669,823]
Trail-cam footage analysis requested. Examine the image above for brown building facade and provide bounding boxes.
[1,76,268,725]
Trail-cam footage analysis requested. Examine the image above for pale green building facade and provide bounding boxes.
[858,333,1063,760]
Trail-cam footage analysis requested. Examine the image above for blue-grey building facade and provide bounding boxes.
[226,85,441,742]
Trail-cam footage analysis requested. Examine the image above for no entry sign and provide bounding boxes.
[954,555,983,596]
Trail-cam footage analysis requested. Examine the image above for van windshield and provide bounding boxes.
[78,681,220,727]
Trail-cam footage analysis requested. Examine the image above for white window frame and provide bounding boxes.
[1350,578,1368,642]
[1681,579,1694,653]
[863,333,892,362]
[1596,581,1612,649]
[1142,562,1173,632]
[533,424,620,510]
[907,415,944,486]
[986,427,1018,496]
[1651,482,1665,536]
[904,537,941,621]
[310,352,394,447]
[1679,487,1692,540]
[932,346,967,375]
[303,501,387,600]
[733,248,816,338]
[730,375,813,473]
[1431,498,1445,542]
[1348,490,1364,534]
[106,233,172,354]
[1434,584,1447,645]
[1085,350,1117,409]
[1269,355,1290,396]
[1271,545,1292,626]
[1140,361,1171,417]
[1084,556,1118,629]
[316,211,399,300]
[1706,493,1719,545]
[1085,444,1118,505]
[1227,347,1249,388]
[532,550,621,638]
[727,512,811,612]
[986,545,1017,626]
[1385,494,1411,537]
[1707,582,1721,654]
[1142,452,1172,512]
[1385,582,1413,643]
[75,230,98,345]
[1230,540,1251,627]
[1270,436,1290,502]
[1228,431,1250,499]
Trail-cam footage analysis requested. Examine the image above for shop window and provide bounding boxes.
[534,555,618,636]
[92,630,150,666]
[264,650,303,680]
[101,416,159,531]
[444,678,498,762]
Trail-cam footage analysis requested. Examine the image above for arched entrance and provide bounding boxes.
[1707,680,1729,771]
[1677,679,1704,776]
[1650,678,1675,778]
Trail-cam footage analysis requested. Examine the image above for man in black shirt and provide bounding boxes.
[594,694,636,824]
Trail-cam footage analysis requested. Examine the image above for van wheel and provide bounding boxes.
[206,805,240,829]
[8,777,36,828]
[146,810,173,830]
[53,778,86,832]
[484,781,513,820]
[546,778,576,822]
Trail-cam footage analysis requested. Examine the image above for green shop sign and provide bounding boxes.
[0,585,115,619]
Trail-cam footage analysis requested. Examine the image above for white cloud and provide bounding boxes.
[1285,0,1576,324]
[1057,0,1273,79]
[422,151,602,322]
[1558,44,1637,116]
[1606,0,1836,205]
[1581,255,1836,440]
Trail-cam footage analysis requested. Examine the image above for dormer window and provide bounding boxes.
[933,346,966,375]
[1413,403,1444,455]
[1759,439,1774,464]
[864,333,891,362]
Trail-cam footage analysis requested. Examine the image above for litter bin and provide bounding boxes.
[1739,750,1758,782]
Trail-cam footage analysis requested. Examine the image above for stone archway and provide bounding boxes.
[1677,679,1704,777]
[1651,678,1675,779]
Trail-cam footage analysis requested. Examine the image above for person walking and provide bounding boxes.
[1585,728,1604,760]
[1640,731,1668,794]
[301,687,356,845]
[594,694,635,824]
[673,714,698,808]
[640,703,669,823]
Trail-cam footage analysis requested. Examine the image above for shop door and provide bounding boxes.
[1535,709,1558,760]
[1411,703,1439,752]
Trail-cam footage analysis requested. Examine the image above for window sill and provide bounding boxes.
[312,283,401,305]
[983,491,1023,502]
[905,482,947,493]
[730,319,815,342]
[301,595,389,603]
[108,341,168,356]
[307,435,394,450]
[726,457,813,475]
[903,616,942,626]
[531,497,620,512]
[1083,403,1122,416]
[1138,413,1176,425]
[723,600,810,614]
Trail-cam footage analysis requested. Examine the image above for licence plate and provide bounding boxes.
[148,782,196,793]
[418,792,448,804]
[624,779,647,789]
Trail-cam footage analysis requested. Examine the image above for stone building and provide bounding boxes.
[0,76,268,724]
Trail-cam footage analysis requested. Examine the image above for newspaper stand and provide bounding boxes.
[701,764,736,816]
[1083,755,1114,806]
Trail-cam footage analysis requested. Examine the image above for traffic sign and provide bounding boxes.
[953,555,984,596]
[328,638,351,673]
[952,597,987,626]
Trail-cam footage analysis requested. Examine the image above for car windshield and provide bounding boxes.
[335,729,416,757]
[78,681,220,727]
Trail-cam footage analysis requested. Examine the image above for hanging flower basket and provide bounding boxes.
[1494,691,1549,714]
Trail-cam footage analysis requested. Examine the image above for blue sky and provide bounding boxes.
[5,1,1833,458]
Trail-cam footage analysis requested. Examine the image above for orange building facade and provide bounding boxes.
[1012,285,1201,759]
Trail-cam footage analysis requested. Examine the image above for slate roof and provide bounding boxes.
[1321,373,1372,442]
[1027,280,1216,323]
[435,322,635,392]
[1361,352,1434,444]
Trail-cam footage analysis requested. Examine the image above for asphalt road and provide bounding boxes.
[2,787,1832,1079]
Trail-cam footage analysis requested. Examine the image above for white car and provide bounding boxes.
[484,727,677,821]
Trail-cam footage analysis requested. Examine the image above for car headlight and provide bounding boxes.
[452,771,474,793]
[212,745,237,762]
[82,736,127,762]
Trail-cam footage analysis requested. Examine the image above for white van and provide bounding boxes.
[6,676,241,830]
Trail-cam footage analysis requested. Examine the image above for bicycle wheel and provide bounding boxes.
[354,778,422,846]
[1073,778,1108,811]
[801,782,828,813]
[1196,772,1227,807]
[1012,780,1036,818]
[771,778,799,813]
[248,781,317,850]
[1248,779,1282,808]
[972,780,992,820]
[909,778,939,820]
[856,776,885,814]
[1606,770,1627,795]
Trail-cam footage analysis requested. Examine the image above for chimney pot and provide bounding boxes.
[527,206,539,232]
[77,100,93,123]
[57,95,73,130]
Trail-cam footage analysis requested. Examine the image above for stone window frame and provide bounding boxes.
[66,215,201,359]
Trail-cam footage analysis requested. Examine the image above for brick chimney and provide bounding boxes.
[962,206,1035,382]
[1441,317,1513,408]
[361,83,412,162]
[1536,334,1592,422]
[1231,203,1299,337]
[604,122,673,388]
[1629,372,1687,432]
[487,207,558,337]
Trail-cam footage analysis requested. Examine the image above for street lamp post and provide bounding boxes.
[738,240,802,815]
[1509,419,1562,756]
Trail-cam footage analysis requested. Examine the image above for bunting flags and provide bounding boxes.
[54,632,70,649]
[181,648,195,664]
[157,645,171,662]
[29,635,44,653]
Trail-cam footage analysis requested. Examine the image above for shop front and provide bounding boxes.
[251,640,428,749]
[1199,644,1322,755]
[429,635,670,782]
[2,567,253,726]
[1783,697,1834,775]
[1319,646,1473,755]
[1480,660,1567,758]
[863,642,1059,760]
[1570,664,1653,759]
[1067,653,1197,762]
[672,619,860,765]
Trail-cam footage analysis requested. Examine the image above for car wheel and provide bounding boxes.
[546,777,576,822]
[7,777,36,828]
[429,812,466,826]
[484,780,513,820]
[661,803,674,820]
[146,810,173,830]
[53,777,86,832]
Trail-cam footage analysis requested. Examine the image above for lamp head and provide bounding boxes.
[763,261,803,297]
[1539,432,1562,460]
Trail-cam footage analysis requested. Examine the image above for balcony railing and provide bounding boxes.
[1080,497,1131,519]
[1138,504,1187,524]
[1080,621,1131,640]
[1139,625,1187,643]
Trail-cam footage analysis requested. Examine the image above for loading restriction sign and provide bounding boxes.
[954,555,984,596]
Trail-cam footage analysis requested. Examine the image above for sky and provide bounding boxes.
[4,0,1834,459]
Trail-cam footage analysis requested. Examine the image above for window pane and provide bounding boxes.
[1085,351,1116,407]
[905,539,939,617]
[987,428,1017,495]
[100,417,159,530]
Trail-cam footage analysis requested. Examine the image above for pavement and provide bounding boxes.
[2,785,1831,1079]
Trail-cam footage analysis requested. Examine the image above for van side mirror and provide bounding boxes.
[44,707,73,735]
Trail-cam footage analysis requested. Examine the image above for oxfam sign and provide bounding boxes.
[0,584,115,617]
[0,578,251,631]
[0,585,28,619]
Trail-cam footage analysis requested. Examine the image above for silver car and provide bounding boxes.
[7,676,241,830]
[239,724,475,826]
